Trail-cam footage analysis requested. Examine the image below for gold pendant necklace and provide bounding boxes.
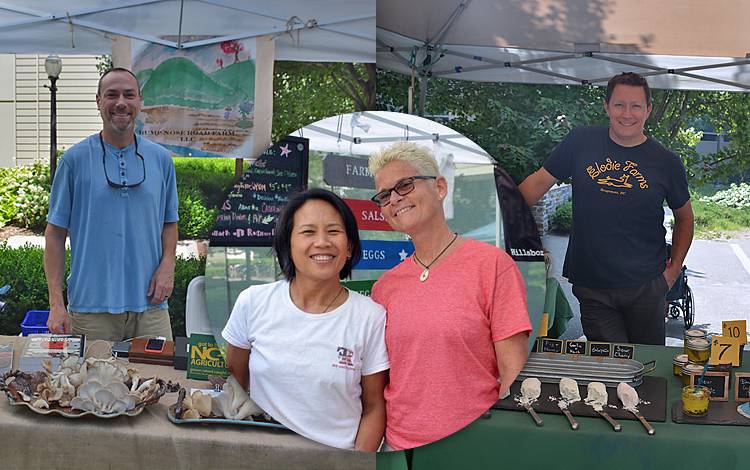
[413,233,459,282]
[322,286,345,313]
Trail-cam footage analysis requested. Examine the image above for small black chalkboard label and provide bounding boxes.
[541,338,563,354]
[531,339,539,353]
[612,344,635,359]
[692,372,730,401]
[735,373,750,402]
[564,340,586,355]
[589,342,612,357]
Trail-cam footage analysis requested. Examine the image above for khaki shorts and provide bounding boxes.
[69,308,173,342]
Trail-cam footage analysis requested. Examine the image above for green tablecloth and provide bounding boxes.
[377,346,749,470]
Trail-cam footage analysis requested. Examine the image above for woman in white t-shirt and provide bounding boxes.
[222,188,389,451]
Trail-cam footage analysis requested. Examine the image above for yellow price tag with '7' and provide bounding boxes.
[722,320,747,344]
[710,335,742,366]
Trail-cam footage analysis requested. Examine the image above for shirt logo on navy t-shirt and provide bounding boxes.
[586,157,650,196]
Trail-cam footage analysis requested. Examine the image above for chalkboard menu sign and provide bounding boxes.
[209,136,309,247]
[564,340,586,355]
[735,372,750,402]
[540,338,563,353]
[692,372,730,401]
[612,344,635,359]
[589,342,612,357]
[323,154,374,189]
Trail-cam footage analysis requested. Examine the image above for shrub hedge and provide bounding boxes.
[1,157,239,239]
[0,161,51,230]
[551,201,573,233]
[0,243,205,337]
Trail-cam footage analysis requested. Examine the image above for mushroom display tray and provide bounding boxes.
[518,353,656,388]
[2,373,167,419]
[493,375,667,422]
[167,404,288,429]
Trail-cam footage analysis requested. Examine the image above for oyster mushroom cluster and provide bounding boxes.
[3,355,162,415]
[70,357,160,414]
[177,375,266,421]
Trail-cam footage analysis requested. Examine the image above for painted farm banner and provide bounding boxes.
[132,37,273,158]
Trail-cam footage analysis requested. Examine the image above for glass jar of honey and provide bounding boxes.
[683,328,707,352]
[673,353,688,376]
[681,363,705,387]
[686,337,711,364]
[682,385,710,416]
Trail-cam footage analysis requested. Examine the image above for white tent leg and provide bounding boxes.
[418,76,428,116]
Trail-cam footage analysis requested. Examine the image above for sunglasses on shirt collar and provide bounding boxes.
[99,132,146,189]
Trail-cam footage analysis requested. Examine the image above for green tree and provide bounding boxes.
[273,62,375,141]
[648,90,750,184]
[377,69,750,185]
[377,69,606,182]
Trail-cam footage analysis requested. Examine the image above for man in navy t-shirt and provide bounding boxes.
[519,72,694,345]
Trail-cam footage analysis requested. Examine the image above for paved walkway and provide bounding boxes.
[5,235,204,259]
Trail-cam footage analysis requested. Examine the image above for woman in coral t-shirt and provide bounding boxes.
[369,142,532,451]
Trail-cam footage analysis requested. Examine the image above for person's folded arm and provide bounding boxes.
[665,200,694,288]
[44,223,70,334]
[518,167,559,207]
[494,332,530,398]
[148,222,177,304]
[354,370,387,452]
[225,343,251,391]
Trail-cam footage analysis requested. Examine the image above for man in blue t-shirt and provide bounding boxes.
[519,72,694,345]
[44,68,178,341]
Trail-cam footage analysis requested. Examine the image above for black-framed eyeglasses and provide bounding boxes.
[370,175,436,207]
[99,132,146,189]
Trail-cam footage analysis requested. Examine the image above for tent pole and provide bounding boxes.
[418,76,427,116]
[235,158,244,180]
[408,69,415,114]
[177,0,184,48]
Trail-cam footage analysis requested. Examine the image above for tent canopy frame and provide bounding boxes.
[0,0,375,51]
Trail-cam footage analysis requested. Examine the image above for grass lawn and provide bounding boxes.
[691,185,750,238]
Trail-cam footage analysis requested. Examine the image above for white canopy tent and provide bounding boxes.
[299,110,493,165]
[0,0,374,62]
[377,0,750,93]
[299,111,499,252]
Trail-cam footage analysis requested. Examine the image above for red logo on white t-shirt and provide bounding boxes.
[333,346,355,370]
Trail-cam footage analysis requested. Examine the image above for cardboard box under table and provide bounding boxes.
[0,336,371,470]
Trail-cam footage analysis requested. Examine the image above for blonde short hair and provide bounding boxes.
[369,142,440,177]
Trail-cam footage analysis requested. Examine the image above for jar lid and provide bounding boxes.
[707,363,732,373]
[687,337,711,350]
[682,363,706,374]
[673,353,688,365]
[685,328,707,338]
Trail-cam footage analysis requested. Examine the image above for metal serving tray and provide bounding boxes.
[516,352,656,388]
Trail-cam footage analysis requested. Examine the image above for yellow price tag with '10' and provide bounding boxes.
[710,335,742,367]
[722,320,747,344]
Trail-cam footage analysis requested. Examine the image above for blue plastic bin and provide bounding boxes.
[20,310,50,336]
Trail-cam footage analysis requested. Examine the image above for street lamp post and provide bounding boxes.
[44,55,62,181]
